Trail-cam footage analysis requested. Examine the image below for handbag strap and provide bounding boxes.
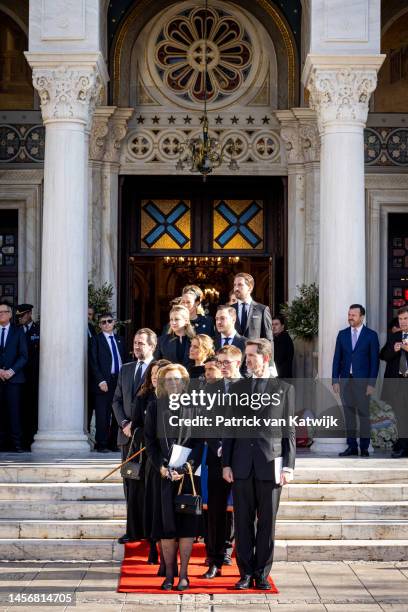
[126,430,143,463]
[177,461,197,496]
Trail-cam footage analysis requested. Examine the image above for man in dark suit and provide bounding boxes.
[214,305,247,374]
[16,304,40,449]
[202,344,242,579]
[332,304,380,457]
[232,273,273,342]
[272,316,294,378]
[0,300,28,452]
[380,306,408,457]
[89,312,126,452]
[222,338,295,590]
[113,327,157,543]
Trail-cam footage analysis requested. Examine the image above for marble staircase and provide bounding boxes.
[0,453,408,561]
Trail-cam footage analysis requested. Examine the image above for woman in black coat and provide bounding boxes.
[180,285,215,337]
[145,363,203,591]
[155,305,195,368]
[188,333,215,380]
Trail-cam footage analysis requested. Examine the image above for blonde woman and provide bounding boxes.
[181,285,215,337]
[156,305,195,367]
[188,333,215,379]
[144,364,203,591]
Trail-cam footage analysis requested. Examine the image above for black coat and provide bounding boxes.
[0,324,28,384]
[232,301,273,341]
[222,377,296,480]
[380,331,406,377]
[273,330,294,378]
[112,361,148,446]
[155,333,193,368]
[23,322,40,382]
[89,333,126,393]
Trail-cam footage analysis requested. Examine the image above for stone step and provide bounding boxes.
[1,518,408,540]
[1,481,407,502]
[2,499,408,520]
[1,538,407,561]
[1,457,408,484]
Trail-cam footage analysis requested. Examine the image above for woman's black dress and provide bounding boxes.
[144,396,203,540]
[191,314,215,337]
[155,333,193,368]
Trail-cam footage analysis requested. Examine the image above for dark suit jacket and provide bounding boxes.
[89,332,126,393]
[332,325,380,384]
[112,361,147,446]
[222,377,296,480]
[0,324,28,384]
[155,333,193,368]
[24,322,40,380]
[233,300,273,341]
[380,331,408,377]
[273,330,294,378]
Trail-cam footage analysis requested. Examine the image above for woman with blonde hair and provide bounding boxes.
[188,333,215,379]
[181,285,215,337]
[144,363,203,591]
[156,305,195,367]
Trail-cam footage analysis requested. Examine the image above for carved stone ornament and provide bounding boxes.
[89,114,110,161]
[307,67,378,131]
[104,110,133,164]
[32,66,102,126]
[280,125,304,164]
[299,122,320,163]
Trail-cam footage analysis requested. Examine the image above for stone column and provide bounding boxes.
[304,57,384,380]
[277,111,306,302]
[100,108,133,311]
[26,57,105,453]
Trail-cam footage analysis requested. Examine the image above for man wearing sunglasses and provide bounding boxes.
[89,313,126,452]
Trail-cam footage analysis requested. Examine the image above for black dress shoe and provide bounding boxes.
[14,448,25,453]
[160,578,174,591]
[176,577,190,591]
[339,447,358,457]
[97,447,110,453]
[392,448,408,458]
[254,575,272,590]
[235,575,253,590]
[118,534,130,544]
[147,542,159,564]
[201,565,221,579]
[360,449,370,457]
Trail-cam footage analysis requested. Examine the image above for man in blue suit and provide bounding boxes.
[0,300,28,452]
[332,304,379,457]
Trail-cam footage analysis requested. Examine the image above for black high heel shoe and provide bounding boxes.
[176,577,190,591]
[160,578,174,591]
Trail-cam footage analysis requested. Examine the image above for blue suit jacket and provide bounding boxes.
[0,324,28,384]
[332,325,379,384]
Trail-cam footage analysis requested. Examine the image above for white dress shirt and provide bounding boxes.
[350,324,363,374]
[237,297,252,325]
[221,331,237,346]
[134,354,154,380]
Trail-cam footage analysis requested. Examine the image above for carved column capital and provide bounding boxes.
[103,108,134,164]
[305,65,379,132]
[31,65,103,127]
[89,107,116,161]
[280,124,304,164]
[299,122,320,163]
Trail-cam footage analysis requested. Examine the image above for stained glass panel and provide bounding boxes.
[213,199,264,250]
[141,199,191,250]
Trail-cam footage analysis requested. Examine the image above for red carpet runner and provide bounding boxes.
[118,541,278,594]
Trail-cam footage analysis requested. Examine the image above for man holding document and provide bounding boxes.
[222,338,296,590]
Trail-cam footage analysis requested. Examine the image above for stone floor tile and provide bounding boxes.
[269,563,319,601]
[324,605,384,611]
[350,564,408,603]
[303,561,375,603]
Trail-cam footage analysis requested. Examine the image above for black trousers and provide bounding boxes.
[121,444,145,540]
[341,377,371,450]
[207,476,234,567]
[21,372,38,448]
[93,374,118,449]
[0,382,22,450]
[233,475,281,578]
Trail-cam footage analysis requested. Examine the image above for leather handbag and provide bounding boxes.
[120,432,143,480]
[174,462,202,515]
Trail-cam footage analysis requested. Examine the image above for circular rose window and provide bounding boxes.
[148,2,260,109]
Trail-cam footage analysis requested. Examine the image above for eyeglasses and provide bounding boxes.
[100,319,114,325]
[216,359,235,367]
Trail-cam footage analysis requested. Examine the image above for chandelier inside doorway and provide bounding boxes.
[175,0,240,180]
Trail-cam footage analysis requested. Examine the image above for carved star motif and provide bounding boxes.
[168,115,176,124]
[152,115,160,124]
[262,115,270,124]
[215,115,223,124]
[183,115,192,124]
[137,115,145,124]
[246,116,255,125]
[199,115,205,124]
[231,115,239,124]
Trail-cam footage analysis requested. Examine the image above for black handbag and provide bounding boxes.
[120,432,143,480]
[174,462,202,515]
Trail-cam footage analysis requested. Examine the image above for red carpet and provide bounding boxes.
[118,541,278,594]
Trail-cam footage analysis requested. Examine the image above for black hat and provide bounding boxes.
[16,304,34,316]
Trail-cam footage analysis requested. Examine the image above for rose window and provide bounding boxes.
[154,6,253,106]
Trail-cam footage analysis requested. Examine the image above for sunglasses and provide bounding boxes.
[100,319,114,325]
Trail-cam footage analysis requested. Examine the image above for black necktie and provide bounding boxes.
[240,303,248,332]
[224,337,231,346]
[134,361,143,389]
[0,328,5,350]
